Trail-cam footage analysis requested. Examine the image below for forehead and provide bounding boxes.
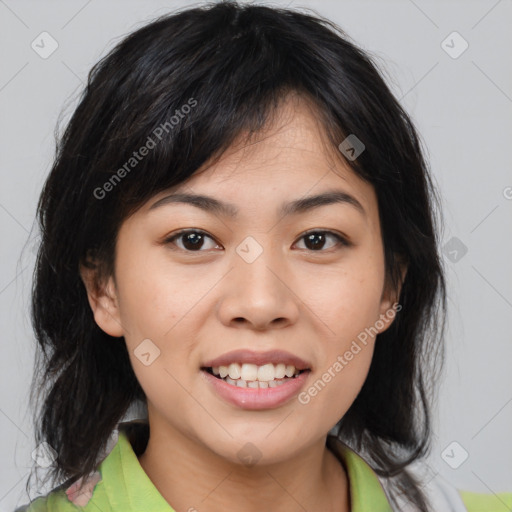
[200,94,344,177]
[143,94,379,224]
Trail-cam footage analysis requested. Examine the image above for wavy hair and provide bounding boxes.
[26,2,447,511]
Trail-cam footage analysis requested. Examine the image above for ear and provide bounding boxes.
[79,262,124,338]
[376,258,408,334]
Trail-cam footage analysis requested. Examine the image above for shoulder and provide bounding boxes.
[383,463,512,512]
[14,471,104,512]
[425,474,512,511]
[14,492,70,512]
[14,496,50,512]
[420,470,512,512]
[411,469,512,512]
[16,427,122,512]
[459,488,512,512]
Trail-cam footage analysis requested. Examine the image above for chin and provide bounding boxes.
[201,429,312,468]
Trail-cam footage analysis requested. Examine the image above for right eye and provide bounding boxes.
[163,229,222,252]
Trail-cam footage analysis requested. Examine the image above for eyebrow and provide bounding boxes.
[148,189,366,219]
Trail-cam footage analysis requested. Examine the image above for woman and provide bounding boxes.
[17,2,512,511]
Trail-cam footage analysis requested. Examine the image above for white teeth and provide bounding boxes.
[257,363,275,382]
[275,363,286,379]
[228,363,241,380]
[211,362,306,388]
[285,365,295,377]
[217,362,298,381]
[240,363,258,381]
[222,377,289,389]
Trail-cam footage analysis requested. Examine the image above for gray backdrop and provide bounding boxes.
[1,0,511,510]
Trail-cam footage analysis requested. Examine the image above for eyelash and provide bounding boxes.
[162,229,351,253]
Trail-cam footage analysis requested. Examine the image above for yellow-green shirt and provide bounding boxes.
[17,421,512,512]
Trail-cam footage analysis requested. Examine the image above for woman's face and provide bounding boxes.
[83,95,404,466]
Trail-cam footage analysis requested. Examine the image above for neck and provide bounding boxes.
[136,424,350,512]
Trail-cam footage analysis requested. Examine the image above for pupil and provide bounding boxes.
[306,233,325,250]
[184,233,202,250]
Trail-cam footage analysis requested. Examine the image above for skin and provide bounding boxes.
[81,93,406,512]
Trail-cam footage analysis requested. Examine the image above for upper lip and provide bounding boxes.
[202,349,311,371]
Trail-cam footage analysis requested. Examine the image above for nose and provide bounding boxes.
[217,243,300,331]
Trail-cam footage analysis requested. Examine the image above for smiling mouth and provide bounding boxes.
[202,363,310,389]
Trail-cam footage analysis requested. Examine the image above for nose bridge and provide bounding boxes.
[217,233,299,328]
[234,234,282,290]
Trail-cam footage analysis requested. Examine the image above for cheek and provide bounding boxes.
[126,347,211,443]
[297,334,376,435]
[113,252,205,405]
[117,260,202,415]
[114,245,210,340]
[293,253,383,421]
[300,252,386,340]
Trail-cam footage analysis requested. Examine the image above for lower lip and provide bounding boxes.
[201,370,310,410]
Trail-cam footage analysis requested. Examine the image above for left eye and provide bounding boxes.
[163,229,350,252]
[295,230,350,251]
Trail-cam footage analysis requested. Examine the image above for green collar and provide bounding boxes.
[327,436,393,512]
[97,424,393,511]
[100,426,173,511]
